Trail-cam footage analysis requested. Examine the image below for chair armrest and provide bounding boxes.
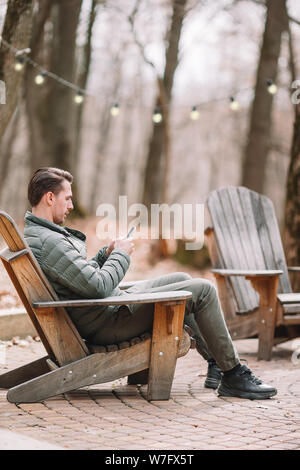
[288,267,300,272]
[211,269,283,277]
[32,290,193,309]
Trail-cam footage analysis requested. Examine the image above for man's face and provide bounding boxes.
[52,180,74,225]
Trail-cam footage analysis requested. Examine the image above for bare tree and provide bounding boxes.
[23,0,83,211]
[0,0,34,142]
[242,0,288,192]
[46,0,82,173]
[141,0,188,208]
[0,107,20,189]
[24,0,53,174]
[72,0,98,179]
[283,19,300,292]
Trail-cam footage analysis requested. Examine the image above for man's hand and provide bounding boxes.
[105,239,116,257]
[114,238,134,255]
[105,238,134,256]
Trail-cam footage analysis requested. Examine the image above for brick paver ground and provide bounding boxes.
[0,337,300,450]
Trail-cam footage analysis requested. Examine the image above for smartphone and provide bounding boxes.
[126,226,136,238]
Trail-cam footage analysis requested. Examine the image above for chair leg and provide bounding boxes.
[0,356,50,389]
[147,301,185,400]
[247,276,279,361]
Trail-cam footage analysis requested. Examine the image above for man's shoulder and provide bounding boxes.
[24,222,67,251]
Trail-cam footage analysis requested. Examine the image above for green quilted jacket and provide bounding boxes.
[23,211,131,340]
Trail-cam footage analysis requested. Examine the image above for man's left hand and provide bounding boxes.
[105,239,116,257]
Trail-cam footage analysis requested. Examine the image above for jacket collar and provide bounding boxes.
[24,211,86,241]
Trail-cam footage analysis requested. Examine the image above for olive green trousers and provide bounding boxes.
[88,272,239,372]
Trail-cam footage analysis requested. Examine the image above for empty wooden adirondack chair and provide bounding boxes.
[0,211,193,403]
[205,186,300,361]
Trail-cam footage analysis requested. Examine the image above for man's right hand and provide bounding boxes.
[114,238,134,255]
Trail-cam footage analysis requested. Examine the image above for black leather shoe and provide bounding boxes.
[204,362,222,389]
[217,365,277,400]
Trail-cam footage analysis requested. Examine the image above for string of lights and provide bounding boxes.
[0,34,279,124]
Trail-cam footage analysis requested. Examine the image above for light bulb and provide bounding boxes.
[152,108,162,123]
[268,83,277,94]
[190,106,199,120]
[110,103,120,116]
[230,97,239,111]
[14,57,25,71]
[74,91,84,104]
[35,72,46,85]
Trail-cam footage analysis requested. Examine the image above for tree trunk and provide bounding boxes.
[71,0,97,179]
[0,0,34,142]
[47,0,82,173]
[24,0,53,174]
[242,0,288,193]
[283,16,300,293]
[0,107,20,189]
[283,102,300,292]
[90,101,112,213]
[142,0,187,208]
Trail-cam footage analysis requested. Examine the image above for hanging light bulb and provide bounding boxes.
[266,79,277,95]
[14,56,25,71]
[74,90,84,104]
[230,96,240,111]
[14,48,30,71]
[190,105,199,120]
[35,71,46,85]
[152,107,162,123]
[110,103,120,116]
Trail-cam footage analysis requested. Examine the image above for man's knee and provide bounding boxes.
[190,278,218,298]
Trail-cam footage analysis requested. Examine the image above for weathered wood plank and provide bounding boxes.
[281,315,300,325]
[0,247,29,262]
[32,291,193,308]
[248,275,279,360]
[237,187,266,269]
[0,356,49,389]
[282,304,300,314]
[147,301,185,401]
[208,189,257,313]
[277,293,300,304]
[205,227,237,322]
[10,256,88,366]
[0,258,55,360]
[212,269,283,276]
[7,342,152,403]
[260,195,292,293]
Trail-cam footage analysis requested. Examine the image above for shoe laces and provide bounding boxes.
[239,365,262,385]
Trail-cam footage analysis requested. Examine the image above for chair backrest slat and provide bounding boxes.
[0,211,89,366]
[207,187,292,314]
[208,188,259,313]
[259,195,291,293]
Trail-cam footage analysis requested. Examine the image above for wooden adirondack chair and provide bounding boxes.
[0,211,193,403]
[205,186,300,361]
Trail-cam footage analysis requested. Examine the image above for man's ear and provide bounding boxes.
[44,191,54,206]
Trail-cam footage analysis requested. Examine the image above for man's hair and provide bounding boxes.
[28,167,73,207]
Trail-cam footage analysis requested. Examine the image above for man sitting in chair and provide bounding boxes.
[23,167,277,400]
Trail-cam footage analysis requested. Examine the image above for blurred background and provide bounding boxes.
[0,0,299,303]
